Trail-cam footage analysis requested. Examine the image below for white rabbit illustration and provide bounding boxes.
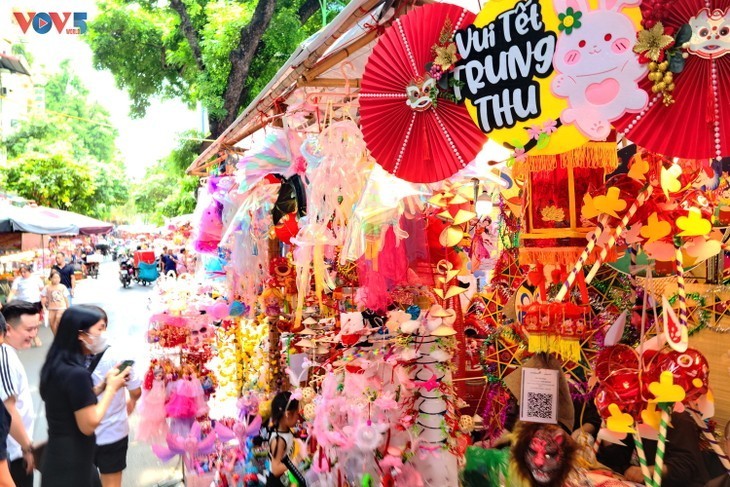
[551,0,648,140]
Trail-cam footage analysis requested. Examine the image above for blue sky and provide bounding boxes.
[3,0,201,179]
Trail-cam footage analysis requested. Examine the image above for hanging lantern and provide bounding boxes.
[518,142,618,267]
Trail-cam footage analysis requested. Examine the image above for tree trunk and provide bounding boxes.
[211,0,277,138]
[208,0,324,139]
[169,0,205,71]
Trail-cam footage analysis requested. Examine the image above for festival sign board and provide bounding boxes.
[454,0,646,155]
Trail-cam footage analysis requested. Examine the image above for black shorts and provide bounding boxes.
[94,436,128,474]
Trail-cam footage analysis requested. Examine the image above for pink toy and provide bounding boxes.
[551,0,648,139]
[165,375,209,419]
[137,377,169,444]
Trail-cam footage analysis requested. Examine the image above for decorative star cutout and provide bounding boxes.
[684,236,722,261]
[640,212,672,244]
[581,193,600,220]
[623,224,644,244]
[592,187,627,218]
[628,156,649,181]
[606,403,636,433]
[660,163,683,197]
[641,402,662,430]
[677,207,712,237]
[649,370,686,403]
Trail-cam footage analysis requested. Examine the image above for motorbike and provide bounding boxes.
[136,261,159,286]
[119,257,134,288]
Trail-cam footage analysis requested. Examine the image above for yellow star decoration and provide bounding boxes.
[677,207,712,237]
[434,43,458,70]
[649,370,686,403]
[592,187,627,218]
[634,22,675,62]
[640,212,672,243]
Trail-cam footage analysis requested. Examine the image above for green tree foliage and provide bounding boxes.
[131,131,200,224]
[1,61,129,219]
[85,0,337,138]
[3,152,97,212]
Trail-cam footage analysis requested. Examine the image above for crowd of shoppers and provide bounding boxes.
[0,283,141,486]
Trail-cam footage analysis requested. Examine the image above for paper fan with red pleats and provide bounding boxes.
[614,0,730,160]
[359,3,487,183]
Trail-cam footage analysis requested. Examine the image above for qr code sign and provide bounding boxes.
[520,367,558,423]
[526,392,554,419]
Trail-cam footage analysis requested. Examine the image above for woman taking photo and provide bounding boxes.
[39,305,129,486]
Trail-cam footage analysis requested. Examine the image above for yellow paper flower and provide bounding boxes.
[634,22,675,62]
[541,205,566,223]
[434,43,458,70]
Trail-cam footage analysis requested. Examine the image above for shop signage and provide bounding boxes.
[454,0,556,133]
[455,0,646,155]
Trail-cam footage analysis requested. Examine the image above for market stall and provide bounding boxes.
[135,0,730,485]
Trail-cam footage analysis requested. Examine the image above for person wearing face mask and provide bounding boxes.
[39,305,130,487]
[84,306,141,487]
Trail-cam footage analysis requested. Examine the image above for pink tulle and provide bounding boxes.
[165,377,209,419]
[375,227,408,286]
[137,380,169,443]
[355,263,391,312]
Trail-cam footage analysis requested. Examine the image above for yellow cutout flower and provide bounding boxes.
[541,205,566,222]
[606,403,636,433]
[640,212,672,243]
[592,187,627,218]
[677,207,712,237]
[649,370,686,403]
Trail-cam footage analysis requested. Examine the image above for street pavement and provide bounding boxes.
[20,260,185,487]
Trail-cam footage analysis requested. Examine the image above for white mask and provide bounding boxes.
[85,332,108,355]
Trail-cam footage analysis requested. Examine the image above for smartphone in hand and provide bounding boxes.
[117,360,135,373]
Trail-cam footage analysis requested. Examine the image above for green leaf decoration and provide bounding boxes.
[536,132,550,150]
[669,52,685,74]
[676,24,692,45]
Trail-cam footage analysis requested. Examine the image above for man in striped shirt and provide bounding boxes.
[0,301,39,487]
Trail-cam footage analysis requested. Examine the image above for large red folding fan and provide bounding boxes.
[360,3,487,183]
[614,0,730,159]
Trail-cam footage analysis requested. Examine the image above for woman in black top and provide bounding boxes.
[39,306,129,487]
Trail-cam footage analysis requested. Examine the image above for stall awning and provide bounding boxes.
[32,207,114,235]
[0,205,77,235]
[0,53,30,76]
[0,205,113,235]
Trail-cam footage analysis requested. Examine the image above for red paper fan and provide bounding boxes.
[614,0,730,159]
[360,3,487,183]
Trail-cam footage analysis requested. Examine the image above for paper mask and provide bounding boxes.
[688,8,730,59]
